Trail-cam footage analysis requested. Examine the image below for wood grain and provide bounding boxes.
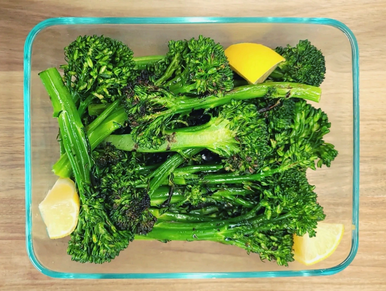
[1,0,386,290]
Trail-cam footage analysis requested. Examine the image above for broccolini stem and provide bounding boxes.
[150,204,262,231]
[149,186,186,207]
[165,83,321,115]
[172,164,224,175]
[39,67,92,195]
[86,99,121,132]
[133,55,165,70]
[188,206,220,216]
[233,79,248,87]
[137,205,265,241]
[105,117,239,156]
[210,189,255,208]
[88,103,107,116]
[150,194,186,207]
[165,163,295,186]
[269,69,284,80]
[147,148,204,197]
[154,52,181,86]
[149,184,254,208]
[52,107,127,178]
[77,94,94,118]
[149,208,218,223]
[88,81,321,117]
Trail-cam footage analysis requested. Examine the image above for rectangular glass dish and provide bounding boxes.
[24,17,359,279]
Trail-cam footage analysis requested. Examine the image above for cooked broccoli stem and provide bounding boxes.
[136,167,325,266]
[133,55,165,70]
[39,67,132,264]
[52,106,127,178]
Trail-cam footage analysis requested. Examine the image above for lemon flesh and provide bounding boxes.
[38,178,80,239]
[293,222,344,265]
[225,43,285,84]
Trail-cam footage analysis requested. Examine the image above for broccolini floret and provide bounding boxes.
[270,39,326,87]
[60,35,138,120]
[147,35,234,96]
[39,67,132,264]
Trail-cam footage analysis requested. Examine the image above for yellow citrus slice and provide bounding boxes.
[225,43,285,84]
[293,222,344,266]
[38,178,80,239]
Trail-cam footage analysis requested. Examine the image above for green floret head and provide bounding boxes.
[181,35,234,95]
[92,144,157,234]
[109,189,154,233]
[67,196,133,264]
[230,228,295,266]
[93,142,127,168]
[149,35,234,96]
[123,84,182,149]
[273,39,326,87]
[251,167,326,237]
[219,100,272,174]
[60,35,138,103]
[136,209,158,235]
[263,98,338,170]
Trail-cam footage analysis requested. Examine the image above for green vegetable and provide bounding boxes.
[106,99,270,174]
[40,34,336,267]
[105,97,336,175]
[269,39,326,87]
[147,35,234,96]
[39,67,132,264]
[60,35,138,120]
[122,82,321,150]
[136,167,325,266]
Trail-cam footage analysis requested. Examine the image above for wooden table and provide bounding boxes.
[1,0,385,290]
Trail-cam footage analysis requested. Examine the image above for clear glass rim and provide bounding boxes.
[23,16,360,279]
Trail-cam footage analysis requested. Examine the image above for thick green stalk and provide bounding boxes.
[210,188,254,208]
[153,83,321,121]
[88,82,321,116]
[133,55,165,70]
[148,205,261,231]
[188,206,220,216]
[160,163,295,186]
[147,148,204,197]
[39,68,92,187]
[52,107,127,178]
[149,184,254,208]
[268,69,284,80]
[88,103,107,116]
[136,205,265,241]
[136,212,293,243]
[77,94,94,118]
[133,163,296,190]
[105,117,238,155]
[149,208,218,223]
[172,164,224,176]
[86,99,121,132]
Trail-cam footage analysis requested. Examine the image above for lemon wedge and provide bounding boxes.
[225,43,285,84]
[293,222,344,266]
[38,178,80,239]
